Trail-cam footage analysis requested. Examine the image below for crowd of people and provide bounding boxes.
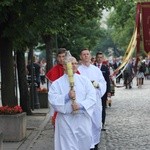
[92,55,150,89]
[26,48,150,150]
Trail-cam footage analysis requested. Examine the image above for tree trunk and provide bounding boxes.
[0,37,16,106]
[42,35,53,73]
[16,50,32,115]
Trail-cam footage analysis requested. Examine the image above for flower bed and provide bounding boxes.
[0,105,23,115]
[0,106,26,141]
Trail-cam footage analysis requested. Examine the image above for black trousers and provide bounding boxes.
[102,94,107,125]
[102,105,106,125]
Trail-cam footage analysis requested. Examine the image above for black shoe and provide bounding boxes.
[94,144,98,150]
[101,124,106,131]
[101,128,106,131]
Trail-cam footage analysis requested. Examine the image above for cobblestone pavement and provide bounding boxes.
[16,79,150,150]
[99,79,150,150]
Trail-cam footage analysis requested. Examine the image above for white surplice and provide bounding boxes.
[48,73,97,150]
[78,64,106,148]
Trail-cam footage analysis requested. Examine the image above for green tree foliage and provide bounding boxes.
[93,28,116,55]
[0,0,117,110]
[56,18,104,59]
[107,0,136,51]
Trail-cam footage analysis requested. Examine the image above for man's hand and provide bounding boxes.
[91,81,99,88]
[72,102,79,111]
[69,89,76,100]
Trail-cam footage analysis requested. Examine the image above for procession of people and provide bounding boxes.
[27,48,150,150]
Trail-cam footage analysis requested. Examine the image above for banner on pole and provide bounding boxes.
[141,2,150,53]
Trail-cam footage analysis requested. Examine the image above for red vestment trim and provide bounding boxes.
[46,64,64,82]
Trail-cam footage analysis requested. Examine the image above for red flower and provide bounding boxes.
[0,105,23,115]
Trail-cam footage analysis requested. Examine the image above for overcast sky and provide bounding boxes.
[101,8,113,28]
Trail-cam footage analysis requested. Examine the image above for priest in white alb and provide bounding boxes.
[48,54,97,150]
[78,48,106,150]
